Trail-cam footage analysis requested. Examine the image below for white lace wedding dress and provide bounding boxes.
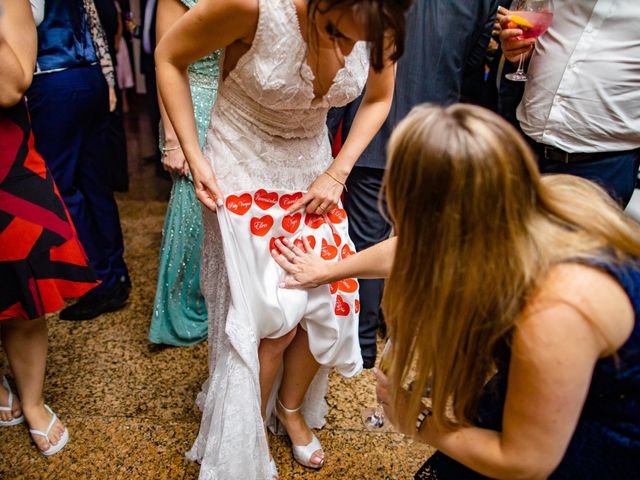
[186,0,369,478]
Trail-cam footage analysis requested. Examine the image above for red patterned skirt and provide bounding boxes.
[0,99,98,320]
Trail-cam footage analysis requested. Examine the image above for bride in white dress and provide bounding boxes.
[156,0,412,478]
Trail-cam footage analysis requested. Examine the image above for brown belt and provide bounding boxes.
[543,146,614,164]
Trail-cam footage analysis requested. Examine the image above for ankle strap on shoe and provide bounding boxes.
[277,397,302,414]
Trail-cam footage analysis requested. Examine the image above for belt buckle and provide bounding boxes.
[544,146,570,163]
[543,146,553,161]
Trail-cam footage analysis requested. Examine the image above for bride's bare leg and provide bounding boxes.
[259,327,298,478]
[277,327,323,466]
[258,327,298,419]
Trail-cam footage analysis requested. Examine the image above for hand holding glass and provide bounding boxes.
[505,0,554,82]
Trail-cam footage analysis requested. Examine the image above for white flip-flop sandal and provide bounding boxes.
[29,405,69,456]
[0,376,24,427]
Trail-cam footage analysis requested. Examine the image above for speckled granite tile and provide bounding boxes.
[37,199,210,422]
[0,417,198,479]
[260,430,431,480]
[325,368,380,431]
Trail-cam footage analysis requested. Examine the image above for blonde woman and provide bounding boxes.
[273,104,640,478]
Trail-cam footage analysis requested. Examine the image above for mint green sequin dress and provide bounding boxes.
[148,0,221,346]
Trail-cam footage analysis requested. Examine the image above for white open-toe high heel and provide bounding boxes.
[0,376,24,427]
[29,405,69,456]
[275,397,324,469]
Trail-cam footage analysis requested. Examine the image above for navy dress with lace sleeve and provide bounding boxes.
[416,260,640,479]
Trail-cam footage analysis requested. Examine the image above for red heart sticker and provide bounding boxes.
[355,299,360,314]
[327,207,347,224]
[334,295,350,316]
[250,215,274,237]
[320,238,338,260]
[293,235,316,251]
[338,278,358,293]
[305,213,325,229]
[282,213,302,233]
[254,189,279,210]
[269,236,286,253]
[341,244,355,259]
[279,192,303,210]
[333,233,342,247]
[226,193,252,216]
[330,282,339,294]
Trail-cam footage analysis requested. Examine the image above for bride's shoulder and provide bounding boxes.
[197,0,259,16]
[192,0,259,40]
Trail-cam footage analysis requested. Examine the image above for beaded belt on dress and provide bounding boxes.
[218,82,327,139]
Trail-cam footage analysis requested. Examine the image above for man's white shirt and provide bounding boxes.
[518,0,640,153]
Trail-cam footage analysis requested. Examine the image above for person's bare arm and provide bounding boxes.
[0,0,37,107]
[156,0,190,176]
[272,237,397,288]
[288,63,396,214]
[155,0,258,210]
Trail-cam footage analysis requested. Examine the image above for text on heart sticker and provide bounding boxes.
[250,215,274,237]
[255,189,279,210]
[226,194,253,216]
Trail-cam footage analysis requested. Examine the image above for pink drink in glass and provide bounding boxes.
[512,11,553,39]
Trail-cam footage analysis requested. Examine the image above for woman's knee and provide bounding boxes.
[1,317,47,334]
[259,326,298,358]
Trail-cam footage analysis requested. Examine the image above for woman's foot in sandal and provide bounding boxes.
[275,397,324,469]
[0,376,24,426]
[24,403,68,455]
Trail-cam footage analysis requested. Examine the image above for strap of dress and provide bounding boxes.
[252,0,301,61]
[226,0,304,87]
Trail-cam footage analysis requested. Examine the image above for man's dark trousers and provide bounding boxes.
[27,65,129,291]
[529,141,640,207]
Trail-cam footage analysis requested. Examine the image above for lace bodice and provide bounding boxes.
[204,0,369,193]
[218,0,369,140]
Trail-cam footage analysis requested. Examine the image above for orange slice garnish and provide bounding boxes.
[510,15,533,29]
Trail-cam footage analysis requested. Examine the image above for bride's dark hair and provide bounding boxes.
[307,0,413,72]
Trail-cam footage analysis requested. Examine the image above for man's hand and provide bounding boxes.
[499,15,536,63]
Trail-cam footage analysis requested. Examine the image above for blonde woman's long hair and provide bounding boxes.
[383,104,640,432]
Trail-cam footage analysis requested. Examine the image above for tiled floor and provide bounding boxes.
[0,103,432,479]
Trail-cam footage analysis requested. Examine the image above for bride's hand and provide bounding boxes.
[190,156,224,211]
[271,237,330,289]
[287,171,345,214]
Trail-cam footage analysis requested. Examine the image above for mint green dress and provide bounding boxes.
[148,0,221,346]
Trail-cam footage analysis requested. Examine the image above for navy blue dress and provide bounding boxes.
[416,260,640,479]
